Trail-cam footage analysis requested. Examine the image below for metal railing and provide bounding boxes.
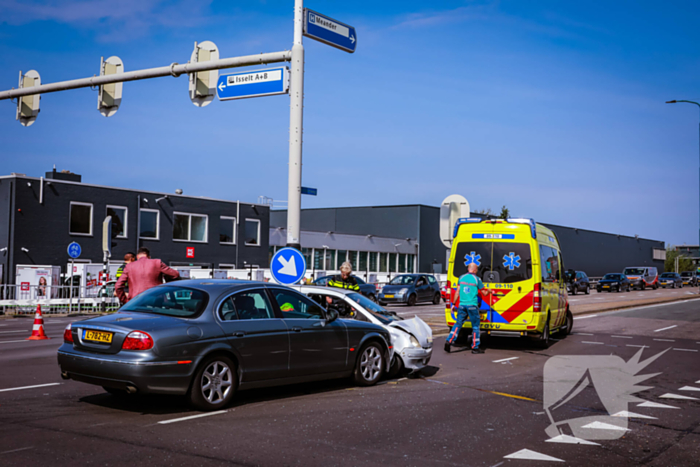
[0,284,119,315]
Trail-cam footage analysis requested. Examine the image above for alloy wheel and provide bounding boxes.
[201,360,233,405]
[360,346,382,382]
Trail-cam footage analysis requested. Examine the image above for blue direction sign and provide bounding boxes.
[270,247,307,285]
[303,9,357,53]
[217,67,289,101]
[301,187,317,196]
[67,242,81,259]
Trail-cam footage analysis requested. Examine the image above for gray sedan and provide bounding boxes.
[58,280,392,411]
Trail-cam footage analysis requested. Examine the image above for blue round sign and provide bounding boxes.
[270,247,306,285]
[67,242,82,259]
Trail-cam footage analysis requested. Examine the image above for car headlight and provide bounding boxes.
[399,288,408,295]
[409,335,420,348]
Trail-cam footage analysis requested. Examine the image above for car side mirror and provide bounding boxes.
[326,309,339,323]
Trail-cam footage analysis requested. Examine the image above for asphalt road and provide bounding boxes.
[1,299,699,466]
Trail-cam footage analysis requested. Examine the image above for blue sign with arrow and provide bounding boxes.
[67,242,81,259]
[217,67,289,101]
[303,9,357,53]
[270,247,307,285]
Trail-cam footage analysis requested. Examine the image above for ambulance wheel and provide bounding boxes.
[407,294,417,306]
[388,355,405,378]
[559,309,573,337]
[432,293,441,305]
[571,286,577,295]
[536,314,551,349]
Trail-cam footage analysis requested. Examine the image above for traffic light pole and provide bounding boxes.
[286,0,305,250]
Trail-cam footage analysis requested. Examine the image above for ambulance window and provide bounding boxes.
[453,243,492,279]
[490,243,533,283]
[540,246,560,283]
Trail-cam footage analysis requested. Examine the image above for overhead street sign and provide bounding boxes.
[216,67,289,101]
[301,187,317,196]
[270,247,306,285]
[303,9,357,53]
[67,242,81,259]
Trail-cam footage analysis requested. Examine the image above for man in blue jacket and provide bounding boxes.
[445,263,493,354]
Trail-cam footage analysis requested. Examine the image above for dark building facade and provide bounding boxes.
[0,173,269,285]
[271,205,666,278]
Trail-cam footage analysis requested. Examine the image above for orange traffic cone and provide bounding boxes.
[26,304,50,340]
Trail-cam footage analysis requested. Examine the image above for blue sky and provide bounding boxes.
[1,0,699,246]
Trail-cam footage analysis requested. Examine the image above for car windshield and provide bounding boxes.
[347,292,400,324]
[120,286,208,317]
[603,274,623,280]
[390,275,415,285]
[681,272,693,277]
[660,273,675,278]
[623,268,645,275]
[354,276,366,285]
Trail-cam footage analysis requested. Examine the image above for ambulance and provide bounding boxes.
[445,218,572,348]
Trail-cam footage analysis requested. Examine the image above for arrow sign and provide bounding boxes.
[303,9,357,53]
[217,67,289,101]
[270,247,307,285]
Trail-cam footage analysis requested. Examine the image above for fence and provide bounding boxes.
[0,284,120,315]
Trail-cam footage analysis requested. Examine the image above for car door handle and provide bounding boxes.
[233,331,245,337]
[292,327,302,332]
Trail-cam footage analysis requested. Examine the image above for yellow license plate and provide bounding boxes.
[385,294,394,298]
[83,330,113,343]
[602,285,609,288]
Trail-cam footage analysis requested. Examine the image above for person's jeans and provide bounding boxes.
[447,305,480,348]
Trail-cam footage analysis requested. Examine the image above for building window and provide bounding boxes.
[407,254,415,273]
[173,212,208,242]
[653,249,666,261]
[398,253,407,273]
[244,219,261,246]
[220,216,236,244]
[302,248,312,268]
[337,250,347,266]
[268,246,276,264]
[139,209,159,240]
[348,251,358,271]
[69,202,93,236]
[313,249,324,270]
[359,251,368,272]
[369,252,378,272]
[325,249,336,270]
[389,253,397,273]
[106,205,127,238]
[379,253,388,273]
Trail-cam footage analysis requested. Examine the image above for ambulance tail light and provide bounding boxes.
[533,283,541,312]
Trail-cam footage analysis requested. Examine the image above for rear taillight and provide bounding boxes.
[533,283,541,312]
[122,331,154,351]
[63,323,73,343]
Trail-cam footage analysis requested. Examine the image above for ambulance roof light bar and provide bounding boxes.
[453,217,483,237]
[506,218,537,239]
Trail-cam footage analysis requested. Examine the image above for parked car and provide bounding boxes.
[296,285,433,377]
[622,267,659,290]
[596,273,631,293]
[378,274,442,306]
[564,270,590,295]
[314,275,377,302]
[58,280,392,411]
[680,271,697,286]
[659,272,683,289]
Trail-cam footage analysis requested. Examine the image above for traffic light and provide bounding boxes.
[16,70,41,127]
[97,56,124,117]
[189,41,219,107]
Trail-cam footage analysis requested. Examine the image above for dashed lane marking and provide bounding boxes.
[503,449,564,462]
[672,348,698,352]
[638,401,678,409]
[611,410,657,419]
[660,393,699,401]
[158,410,229,425]
[0,330,29,334]
[546,434,599,445]
[627,345,649,349]
[581,421,629,431]
[0,447,34,455]
[653,339,675,342]
[582,341,604,345]
[611,335,633,339]
[574,315,596,320]
[0,383,61,393]
[0,340,30,344]
[679,386,700,391]
[492,357,519,363]
[654,325,678,333]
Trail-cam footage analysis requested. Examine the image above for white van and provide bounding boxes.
[622,266,659,290]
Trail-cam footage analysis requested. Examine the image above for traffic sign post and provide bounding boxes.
[270,247,307,285]
[67,242,81,314]
[217,67,289,101]
[303,9,357,53]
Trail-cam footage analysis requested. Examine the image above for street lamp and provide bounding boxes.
[666,99,700,292]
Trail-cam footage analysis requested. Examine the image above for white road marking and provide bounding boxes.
[0,330,28,334]
[637,401,679,409]
[503,449,564,462]
[546,434,599,445]
[673,348,698,352]
[574,315,597,320]
[158,410,228,425]
[627,345,649,349]
[582,341,604,345]
[492,357,519,363]
[659,393,699,401]
[611,410,657,420]
[611,335,633,339]
[654,325,678,333]
[679,386,700,391]
[0,383,61,393]
[0,447,34,455]
[653,338,675,342]
[0,340,30,344]
[581,421,629,431]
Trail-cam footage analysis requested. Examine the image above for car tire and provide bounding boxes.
[536,314,551,349]
[387,355,405,379]
[407,294,417,306]
[353,341,384,386]
[641,283,645,291]
[585,285,590,295]
[627,285,631,292]
[571,286,577,295]
[559,309,573,336]
[189,355,237,411]
[369,294,378,303]
[432,293,441,305]
[378,301,387,306]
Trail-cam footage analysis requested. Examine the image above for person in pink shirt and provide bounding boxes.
[115,247,180,303]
